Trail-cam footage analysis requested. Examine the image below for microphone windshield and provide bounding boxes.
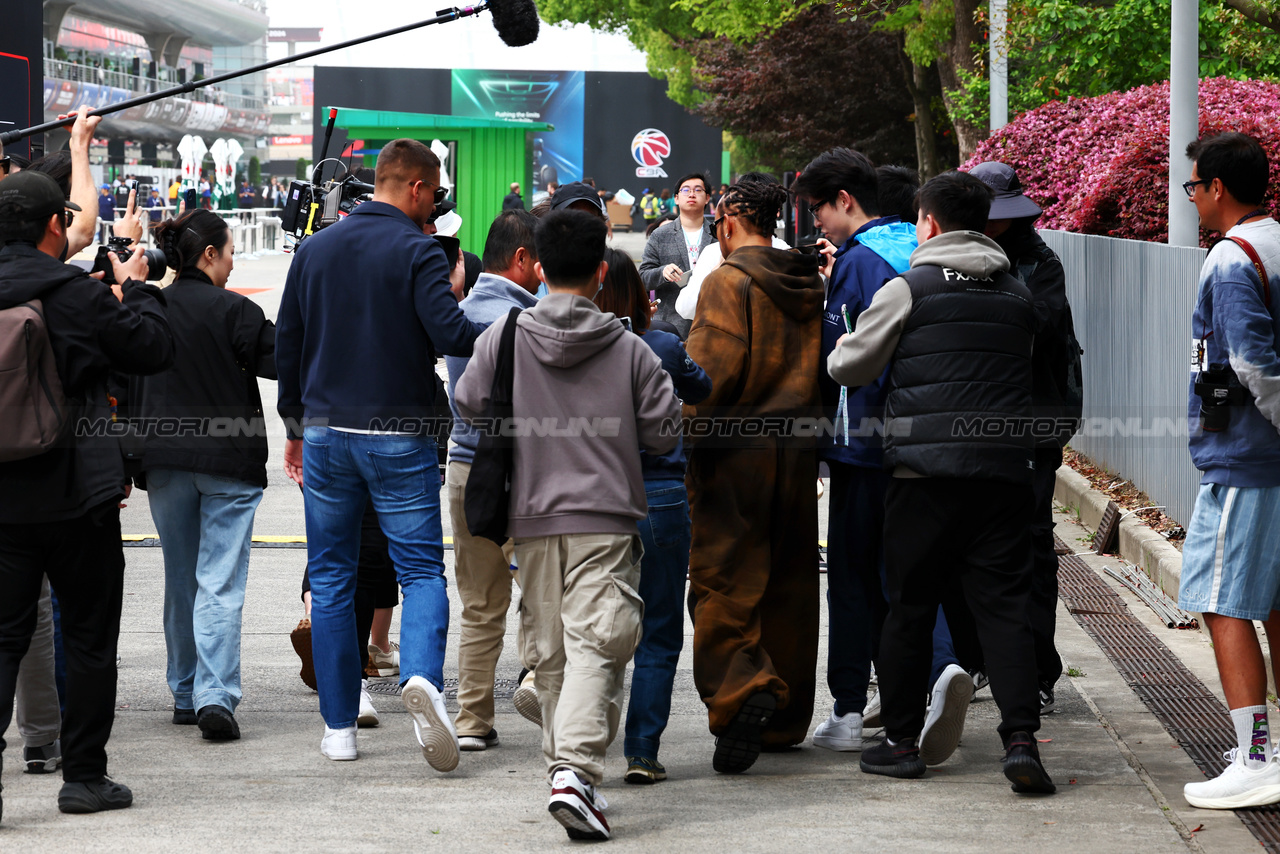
[489,0,540,47]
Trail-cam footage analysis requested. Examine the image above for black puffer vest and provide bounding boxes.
[884,263,1036,484]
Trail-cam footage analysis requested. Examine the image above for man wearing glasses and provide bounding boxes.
[639,172,716,338]
[276,138,483,771]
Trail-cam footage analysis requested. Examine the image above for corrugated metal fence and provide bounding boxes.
[1040,230,1206,526]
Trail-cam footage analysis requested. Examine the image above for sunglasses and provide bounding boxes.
[1182,179,1210,198]
[0,156,11,175]
[413,180,448,205]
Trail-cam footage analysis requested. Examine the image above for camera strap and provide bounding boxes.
[1224,235,1272,310]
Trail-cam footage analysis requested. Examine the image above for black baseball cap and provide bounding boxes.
[426,199,456,223]
[550,181,606,217]
[0,171,82,223]
[968,161,1042,220]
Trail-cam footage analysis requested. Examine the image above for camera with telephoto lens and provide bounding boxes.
[92,236,167,285]
[1194,363,1247,432]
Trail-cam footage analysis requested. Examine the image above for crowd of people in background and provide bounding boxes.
[2,106,1280,839]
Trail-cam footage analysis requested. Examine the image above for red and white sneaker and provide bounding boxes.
[548,768,610,841]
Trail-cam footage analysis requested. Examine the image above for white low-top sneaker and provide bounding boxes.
[918,664,973,765]
[402,675,459,772]
[357,681,379,728]
[320,725,357,761]
[812,711,863,751]
[1185,749,1280,809]
[549,768,611,841]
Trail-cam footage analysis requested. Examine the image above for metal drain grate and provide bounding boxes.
[1055,546,1280,849]
[363,677,521,701]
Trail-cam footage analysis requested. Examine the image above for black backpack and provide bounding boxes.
[464,307,522,545]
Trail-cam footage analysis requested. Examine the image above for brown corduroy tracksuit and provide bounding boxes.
[683,244,825,747]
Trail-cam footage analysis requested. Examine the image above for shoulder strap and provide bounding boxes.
[491,306,522,409]
[1225,236,1272,308]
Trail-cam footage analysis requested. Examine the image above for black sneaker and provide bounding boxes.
[58,776,134,814]
[24,739,61,774]
[1003,731,1056,794]
[712,692,776,774]
[1039,685,1056,715]
[197,705,241,741]
[173,708,197,725]
[859,736,927,778]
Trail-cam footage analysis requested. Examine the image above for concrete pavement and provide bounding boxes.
[0,249,1255,851]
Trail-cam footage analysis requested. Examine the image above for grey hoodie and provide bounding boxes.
[454,292,680,538]
[827,230,1012,388]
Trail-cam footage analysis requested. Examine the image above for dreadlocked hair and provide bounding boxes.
[722,177,787,235]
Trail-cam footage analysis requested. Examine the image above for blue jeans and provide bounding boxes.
[623,480,689,761]
[148,469,263,713]
[303,427,448,729]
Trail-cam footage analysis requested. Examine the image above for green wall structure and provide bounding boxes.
[329,106,553,254]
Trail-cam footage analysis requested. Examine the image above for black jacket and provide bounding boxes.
[997,224,1082,447]
[0,243,173,523]
[130,269,277,488]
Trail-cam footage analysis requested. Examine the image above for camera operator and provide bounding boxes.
[0,171,173,820]
[276,138,483,769]
[1177,132,1280,810]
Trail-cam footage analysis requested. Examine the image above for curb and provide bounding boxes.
[1052,466,1185,600]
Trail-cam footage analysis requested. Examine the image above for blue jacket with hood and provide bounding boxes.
[819,216,917,468]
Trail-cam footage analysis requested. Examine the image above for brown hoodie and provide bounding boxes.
[454,292,680,538]
[684,245,825,433]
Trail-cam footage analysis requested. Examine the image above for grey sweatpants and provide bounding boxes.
[16,576,62,747]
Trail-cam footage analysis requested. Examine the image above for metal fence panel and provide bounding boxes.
[1040,230,1206,526]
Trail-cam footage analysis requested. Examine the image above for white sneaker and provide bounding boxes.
[357,681,379,728]
[919,664,973,765]
[1184,748,1280,809]
[368,642,400,677]
[402,675,459,772]
[458,729,500,751]
[863,691,882,728]
[320,725,357,761]
[513,671,543,728]
[970,669,989,696]
[549,768,611,841]
[812,711,863,751]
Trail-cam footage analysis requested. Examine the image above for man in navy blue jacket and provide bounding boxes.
[276,138,483,771]
[792,149,917,754]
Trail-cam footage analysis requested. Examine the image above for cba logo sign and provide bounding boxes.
[631,128,670,179]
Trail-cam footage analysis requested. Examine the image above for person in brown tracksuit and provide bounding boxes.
[684,176,825,773]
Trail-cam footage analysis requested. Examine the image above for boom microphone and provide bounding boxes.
[489,0,541,47]
[0,0,542,146]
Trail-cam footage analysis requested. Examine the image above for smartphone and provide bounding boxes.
[797,242,822,255]
[433,235,461,266]
[183,188,198,210]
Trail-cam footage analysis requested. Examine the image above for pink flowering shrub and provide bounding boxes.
[964,77,1280,245]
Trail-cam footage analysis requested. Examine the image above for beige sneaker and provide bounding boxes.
[513,669,543,728]
[367,641,400,678]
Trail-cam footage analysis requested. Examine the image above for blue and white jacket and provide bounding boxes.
[1189,217,1280,486]
[819,216,917,468]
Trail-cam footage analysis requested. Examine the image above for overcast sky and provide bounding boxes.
[263,0,648,72]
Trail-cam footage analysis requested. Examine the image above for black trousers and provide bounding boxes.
[824,461,889,715]
[0,503,125,782]
[301,497,398,670]
[878,477,1040,744]
[1030,446,1065,688]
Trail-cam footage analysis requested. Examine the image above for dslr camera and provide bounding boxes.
[1194,363,1247,432]
[92,236,167,285]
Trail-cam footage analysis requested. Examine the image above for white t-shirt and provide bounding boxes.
[675,236,792,320]
[683,226,705,267]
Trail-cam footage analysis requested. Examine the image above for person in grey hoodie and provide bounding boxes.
[454,210,680,842]
[828,171,1053,794]
[444,209,541,751]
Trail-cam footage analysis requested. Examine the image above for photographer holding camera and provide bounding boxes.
[1178,133,1280,810]
[0,171,174,820]
[276,138,483,769]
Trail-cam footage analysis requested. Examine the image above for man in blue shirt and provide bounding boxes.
[1178,132,1280,810]
[792,149,917,754]
[276,138,483,771]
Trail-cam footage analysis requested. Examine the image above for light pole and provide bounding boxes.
[1168,0,1199,246]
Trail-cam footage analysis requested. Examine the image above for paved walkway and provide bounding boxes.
[0,252,1261,851]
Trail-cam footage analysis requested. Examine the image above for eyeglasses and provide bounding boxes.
[1182,179,1210,198]
[678,187,706,197]
[713,212,732,233]
[807,199,828,215]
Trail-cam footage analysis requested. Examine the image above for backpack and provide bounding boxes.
[0,299,68,461]
[464,306,522,545]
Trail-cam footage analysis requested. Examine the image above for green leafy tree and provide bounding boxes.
[248,155,261,187]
